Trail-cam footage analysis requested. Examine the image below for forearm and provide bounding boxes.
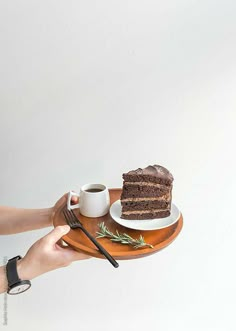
[0,265,8,294]
[0,207,53,235]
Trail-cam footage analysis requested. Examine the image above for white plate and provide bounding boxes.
[109,200,181,231]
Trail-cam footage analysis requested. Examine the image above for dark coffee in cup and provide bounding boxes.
[85,188,104,193]
[67,183,110,217]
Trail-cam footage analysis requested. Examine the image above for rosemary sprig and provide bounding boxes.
[96,222,154,249]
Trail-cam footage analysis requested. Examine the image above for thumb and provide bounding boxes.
[45,225,70,244]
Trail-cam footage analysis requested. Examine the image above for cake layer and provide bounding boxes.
[121,183,171,199]
[123,182,170,188]
[123,165,173,186]
[121,209,171,220]
[121,193,170,202]
[121,200,170,211]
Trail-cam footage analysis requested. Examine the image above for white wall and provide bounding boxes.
[0,1,236,330]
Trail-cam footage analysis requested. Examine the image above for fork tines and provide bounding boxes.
[63,208,82,228]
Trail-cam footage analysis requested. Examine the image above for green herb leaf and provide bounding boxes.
[96,223,154,249]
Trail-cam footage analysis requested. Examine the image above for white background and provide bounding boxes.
[0,1,236,330]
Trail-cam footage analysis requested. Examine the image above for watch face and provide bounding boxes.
[9,282,31,295]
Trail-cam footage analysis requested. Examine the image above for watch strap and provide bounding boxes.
[6,255,22,287]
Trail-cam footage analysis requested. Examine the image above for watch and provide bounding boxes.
[6,255,31,295]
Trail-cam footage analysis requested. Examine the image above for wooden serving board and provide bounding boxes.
[52,188,183,260]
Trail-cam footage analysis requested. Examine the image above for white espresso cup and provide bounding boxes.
[67,183,110,218]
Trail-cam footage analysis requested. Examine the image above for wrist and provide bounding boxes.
[17,258,34,281]
[43,207,54,227]
[5,257,32,295]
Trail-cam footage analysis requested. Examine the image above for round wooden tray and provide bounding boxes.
[52,188,183,260]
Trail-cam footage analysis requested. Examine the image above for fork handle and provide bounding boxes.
[80,227,119,268]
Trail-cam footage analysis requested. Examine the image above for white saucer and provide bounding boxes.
[109,200,181,231]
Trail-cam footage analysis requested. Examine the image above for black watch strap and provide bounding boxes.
[6,255,22,287]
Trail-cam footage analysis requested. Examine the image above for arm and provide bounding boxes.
[0,206,53,235]
[0,194,89,294]
[0,265,8,293]
[0,193,75,235]
[0,225,90,294]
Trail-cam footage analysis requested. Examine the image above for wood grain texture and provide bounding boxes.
[52,188,183,260]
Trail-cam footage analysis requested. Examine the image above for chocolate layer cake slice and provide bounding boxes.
[121,165,173,220]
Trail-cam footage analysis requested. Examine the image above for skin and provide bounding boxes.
[0,194,90,294]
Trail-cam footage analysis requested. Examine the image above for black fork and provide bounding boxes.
[63,208,119,268]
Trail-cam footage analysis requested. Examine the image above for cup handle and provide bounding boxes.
[67,191,80,210]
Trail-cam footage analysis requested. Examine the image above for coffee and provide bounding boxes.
[85,188,104,193]
[67,183,110,217]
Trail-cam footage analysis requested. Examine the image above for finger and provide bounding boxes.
[44,225,70,244]
[62,246,92,261]
[60,193,68,203]
[71,251,92,261]
[71,195,79,204]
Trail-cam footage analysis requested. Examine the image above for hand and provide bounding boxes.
[49,192,78,226]
[53,192,78,215]
[17,225,90,280]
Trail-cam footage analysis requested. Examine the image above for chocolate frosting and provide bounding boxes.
[125,165,174,182]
